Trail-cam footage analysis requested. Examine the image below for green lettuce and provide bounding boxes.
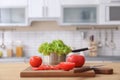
[38,40,71,56]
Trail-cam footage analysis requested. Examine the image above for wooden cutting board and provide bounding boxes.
[20,67,95,78]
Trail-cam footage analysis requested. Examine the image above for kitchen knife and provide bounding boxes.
[93,67,113,74]
[74,65,113,74]
[74,65,104,73]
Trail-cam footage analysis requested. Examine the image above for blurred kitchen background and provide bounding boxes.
[0,21,119,58]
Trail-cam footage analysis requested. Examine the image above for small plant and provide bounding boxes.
[38,40,71,56]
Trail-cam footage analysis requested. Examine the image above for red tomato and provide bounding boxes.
[29,56,42,67]
[66,54,85,67]
[59,62,75,71]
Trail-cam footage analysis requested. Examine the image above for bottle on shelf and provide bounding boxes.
[16,41,23,57]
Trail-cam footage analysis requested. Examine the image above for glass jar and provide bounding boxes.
[7,43,13,57]
[16,41,23,57]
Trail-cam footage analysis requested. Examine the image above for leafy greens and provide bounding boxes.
[38,40,71,56]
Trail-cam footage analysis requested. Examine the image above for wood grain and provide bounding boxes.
[20,67,96,77]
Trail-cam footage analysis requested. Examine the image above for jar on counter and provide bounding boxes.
[6,42,13,57]
[7,45,13,57]
[16,41,23,57]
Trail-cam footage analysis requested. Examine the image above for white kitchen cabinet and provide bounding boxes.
[60,5,98,25]
[99,4,106,24]
[28,0,43,18]
[0,8,11,23]
[0,0,28,26]
[61,0,99,5]
[0,8,28,26]
[105,4,120,25]
[99,1,120,25]
[100,0,120,4]
[11,8,26,23]
[100,0,111,4]
[109,0,120,3]
[0,0,27,7]
[28,0,61,19]
[46,0,61,18]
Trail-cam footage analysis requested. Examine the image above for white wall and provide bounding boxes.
[0,29,120,57]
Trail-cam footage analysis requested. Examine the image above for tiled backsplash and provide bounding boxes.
[0,30,120,57]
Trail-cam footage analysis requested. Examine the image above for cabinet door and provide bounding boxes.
[46,0,61,18]
[0,0,27,7]
[11,8,25,23]
[28,0,43,18]
[105,5,120,24]
[0,8,27,25]
[0,8,11,23]
[61,6,97,25]
[109,6,120,21]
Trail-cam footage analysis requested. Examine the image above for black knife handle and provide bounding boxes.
[71,48,89,52]
[74,66,92,73]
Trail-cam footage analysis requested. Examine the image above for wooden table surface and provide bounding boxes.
[20,62,120,80]
[20,67,96,77]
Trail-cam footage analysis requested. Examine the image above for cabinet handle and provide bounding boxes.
[43,6,48,17]
[46,6,48,17]
[42,6,45,17]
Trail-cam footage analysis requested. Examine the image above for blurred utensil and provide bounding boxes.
[109,29,115,49]
[98,30,102,48]
[0,31,6,49]
[81,32,87,40]
[105,30,109,47]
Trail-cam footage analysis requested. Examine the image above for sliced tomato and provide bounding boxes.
[32,64,49,70]
[32,64,62,70]
[32,67,40,70]
[49,65,55,70]
[39,64,51,70]
[53,64,61,70]
[59,62,75,71]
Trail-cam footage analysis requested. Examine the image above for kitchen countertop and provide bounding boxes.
[20,62,120,80]
[0,56,120,62]
[85,56,120,62]
[0,57,29,63]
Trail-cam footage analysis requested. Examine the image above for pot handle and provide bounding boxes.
[71,48,89,52]
[71,47,95,52]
